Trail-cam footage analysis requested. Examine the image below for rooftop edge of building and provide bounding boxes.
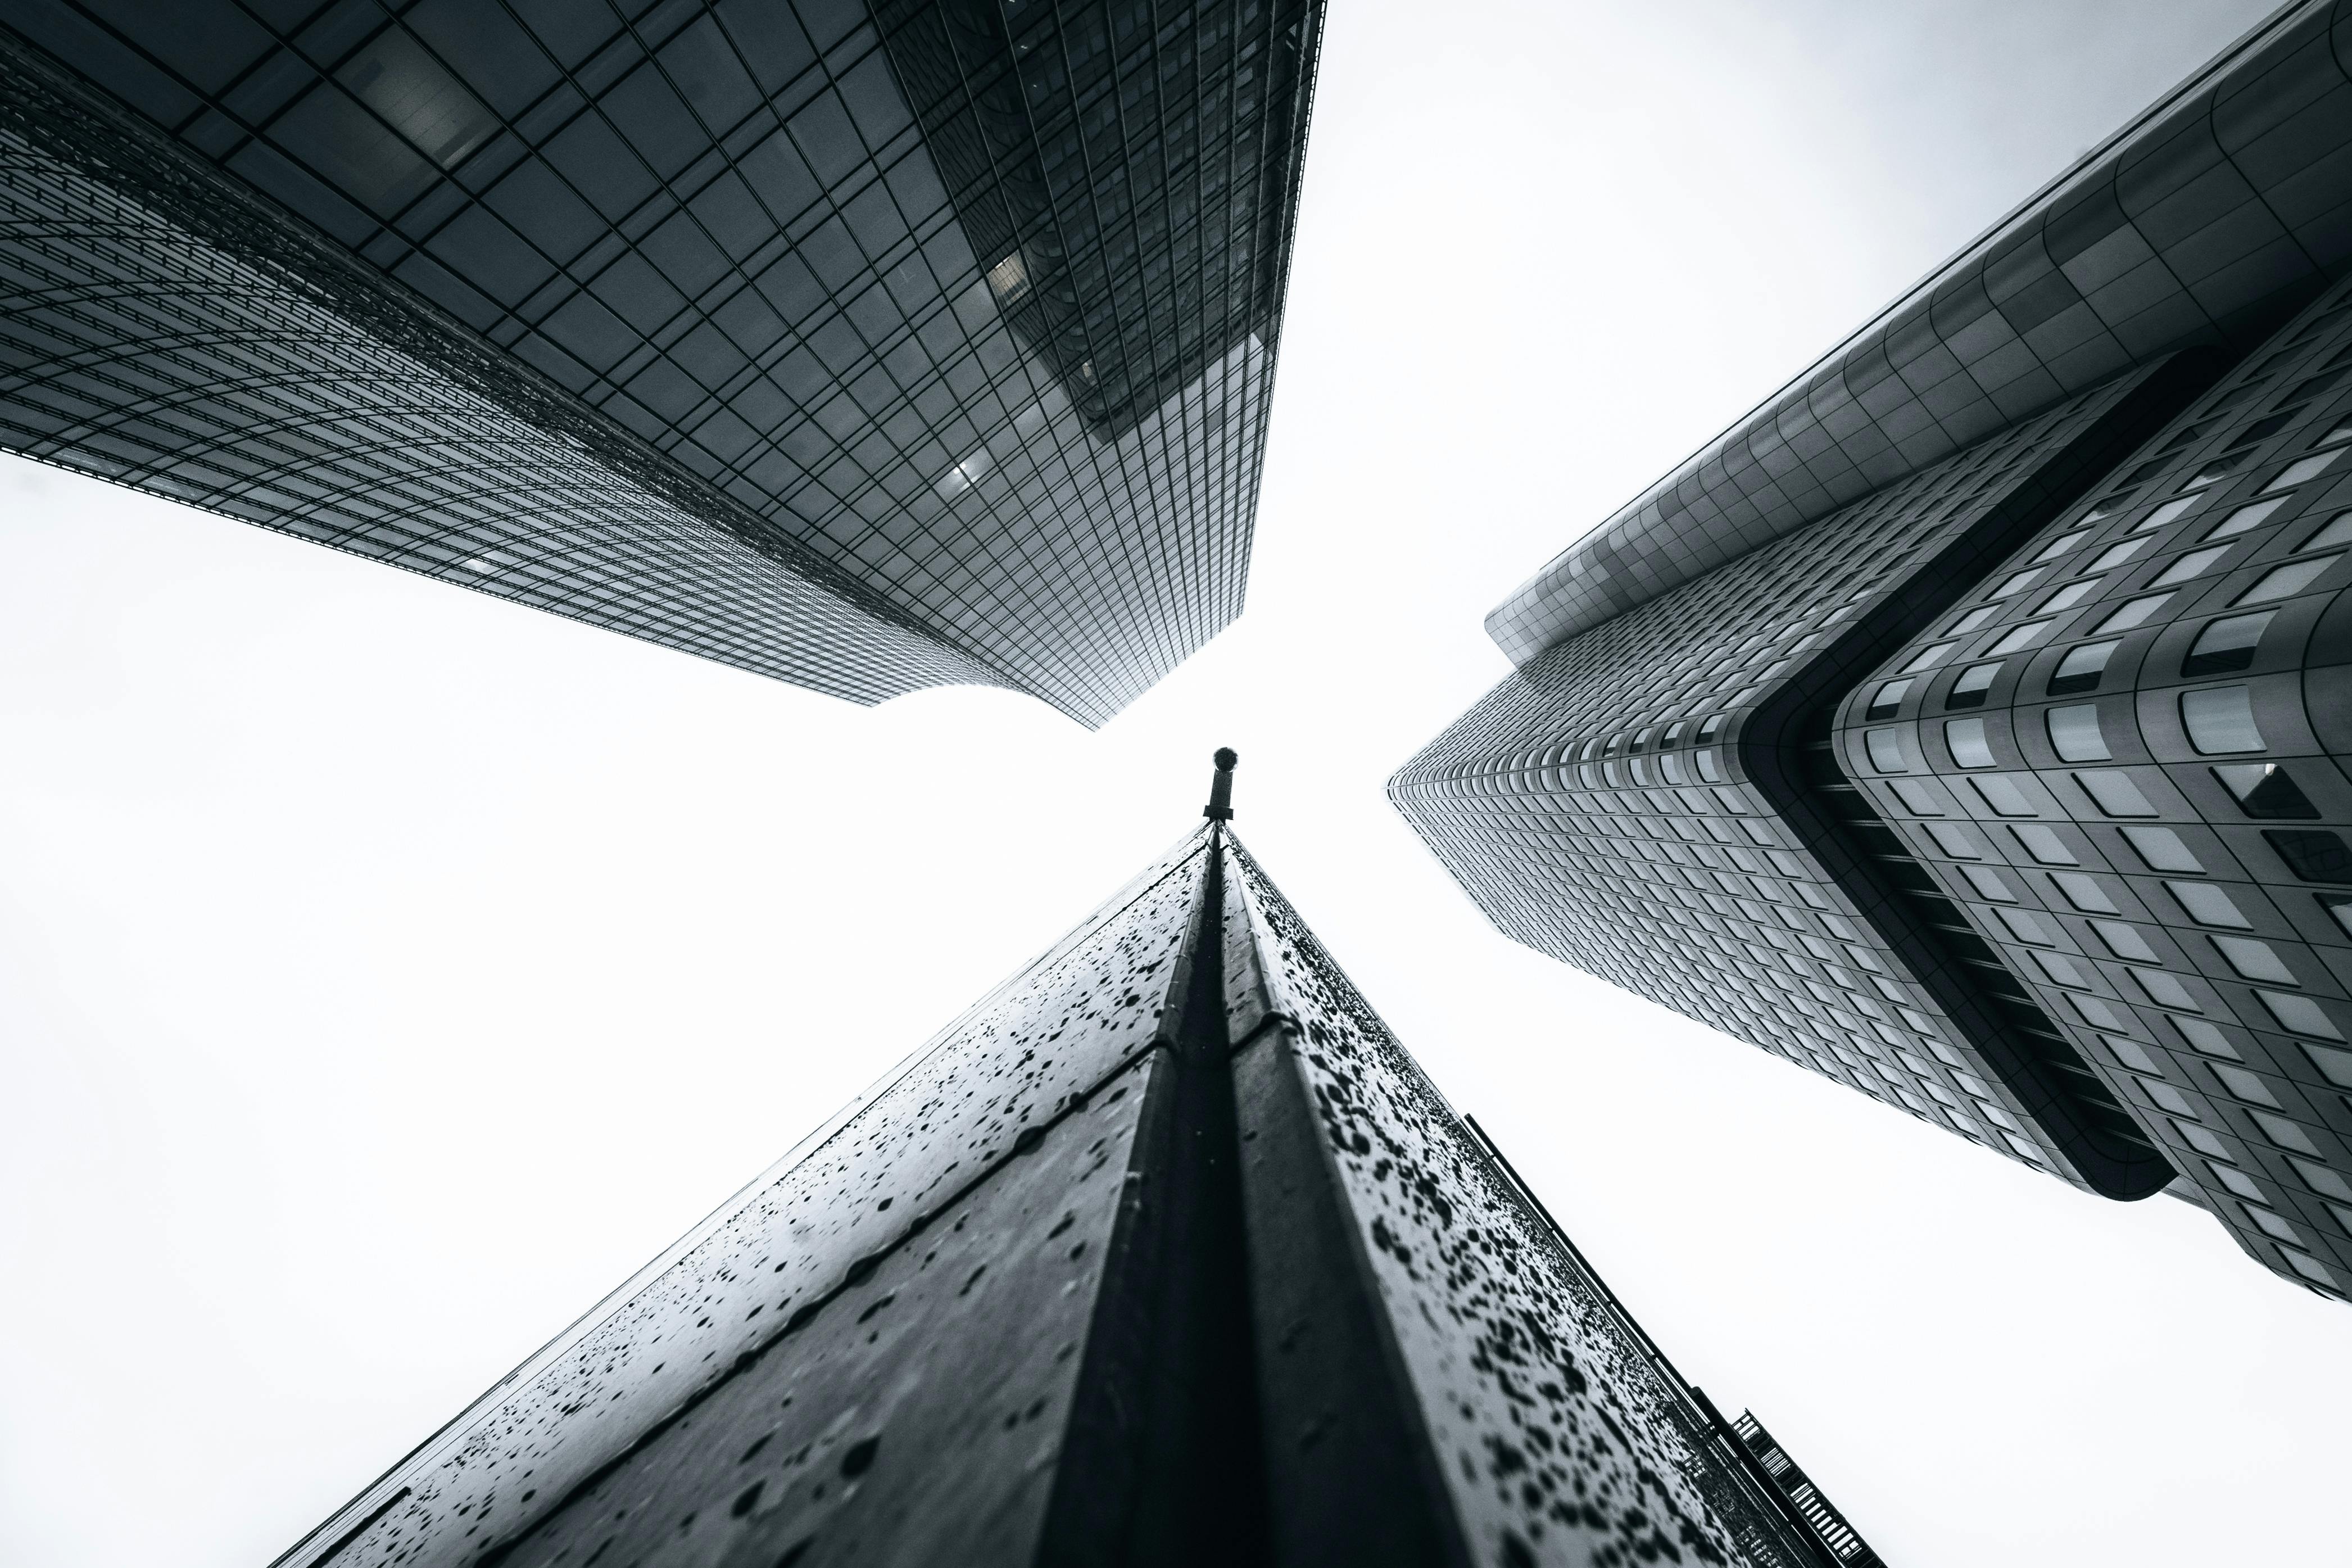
[1487,0,2350,669]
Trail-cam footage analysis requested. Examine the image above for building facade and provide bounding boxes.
[1730,1412,1885,1568]
[273,800,1870,1568]
[1834,277,2352,1297]
[0,0,1322,723]
[1391,1,2352,1298]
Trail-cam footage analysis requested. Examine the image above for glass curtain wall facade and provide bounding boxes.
[1392,1,2352,1299]
[0,0,1322,723]
[271,818,1855,1568]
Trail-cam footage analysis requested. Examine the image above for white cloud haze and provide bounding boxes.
[2,4,2339,1566]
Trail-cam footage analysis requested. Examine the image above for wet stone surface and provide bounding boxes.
[496,1052,1162,1568]
[299,840,1208,1568]
[1225,840,1743,1568]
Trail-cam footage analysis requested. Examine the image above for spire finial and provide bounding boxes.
[1204,747,1238,821]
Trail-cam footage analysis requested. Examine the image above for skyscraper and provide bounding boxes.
[0,0,1322,723]
[273,760,1871,1568]
[1390,0,2352,1298]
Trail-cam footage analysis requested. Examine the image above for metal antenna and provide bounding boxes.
[1203,747,1238,821]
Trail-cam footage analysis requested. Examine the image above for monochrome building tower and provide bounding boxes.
[274,763,1869,1568]
[1392,0,2352,1299]
[0,0,1322,723]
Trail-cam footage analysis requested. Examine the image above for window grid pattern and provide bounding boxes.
[1845,274,2352,1298]
[1,0,1324,724]
[0,78,988,704]
[1392,388,2151,1189]
[1484,0,2352,668]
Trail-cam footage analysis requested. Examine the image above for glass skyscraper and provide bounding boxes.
[269,787,1872,1568]
[1393,1,2352,1299]
[0,0,1321,723]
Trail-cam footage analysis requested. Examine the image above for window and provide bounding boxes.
[2293,1154,2352,1197]
[1890,778,1942,815]
[1945,718,1995,767]
[1697,714,1726,742]
[1947,661,2001,708]
[1864,729,1905,773]
[1970,776,2036,817]
[2046,704,2109,761]
[2182,611,2272,677]
[2176,1120,2231,1158]
[1902,641,1957,672]
[2177,1016,2241,1059]
[2036,580,2099,614]
[2298,509,2352,552]
[2319,892,2352,940]
[2255,1114,2321,1157]
[1990,568,2045,599]
[2236,554,2339,604]
[2152,544,2233,586]
[1996,908,2056,945]
[2258,989,2344,1040]
[2088,537,2154,570]
[2305,1040,2352,1086]
[1948,603,2001,633]
[2093,593,2172,634]
[2263,448,2344,491]
[2013,824,2077,864]
[2205,497,2287,540]
[2052,872,2118,913]
[2182,448,2254,490]
[1960,864,2017,901]
[2078,770,2157,817]
[2244,1204,2302,1243]
[2136,969,2201,1010]
[2049,640,2118,695]
[2083,917,2156,961]
[1986,619,2055,654]
[2167,880,2251,928]
[2213,935,2296,984]
[2034,950,2093,988]
[1927,822,1983,858]
[2034,530,2090,561]
[2265,828,2352,883]
[1865,678,1911,720]
[2236,411,2299,446]
[2182,686,2264,754]
[1696,749,1723,782]
[2210,1162,2267,1200]
[2134,495,2202,532]
[2211,763,2319,819]
[2124,826,2204,873]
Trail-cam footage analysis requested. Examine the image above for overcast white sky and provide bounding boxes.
[3,3,2340,1565]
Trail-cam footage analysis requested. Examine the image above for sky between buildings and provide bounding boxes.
[1,3,2337,1566]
